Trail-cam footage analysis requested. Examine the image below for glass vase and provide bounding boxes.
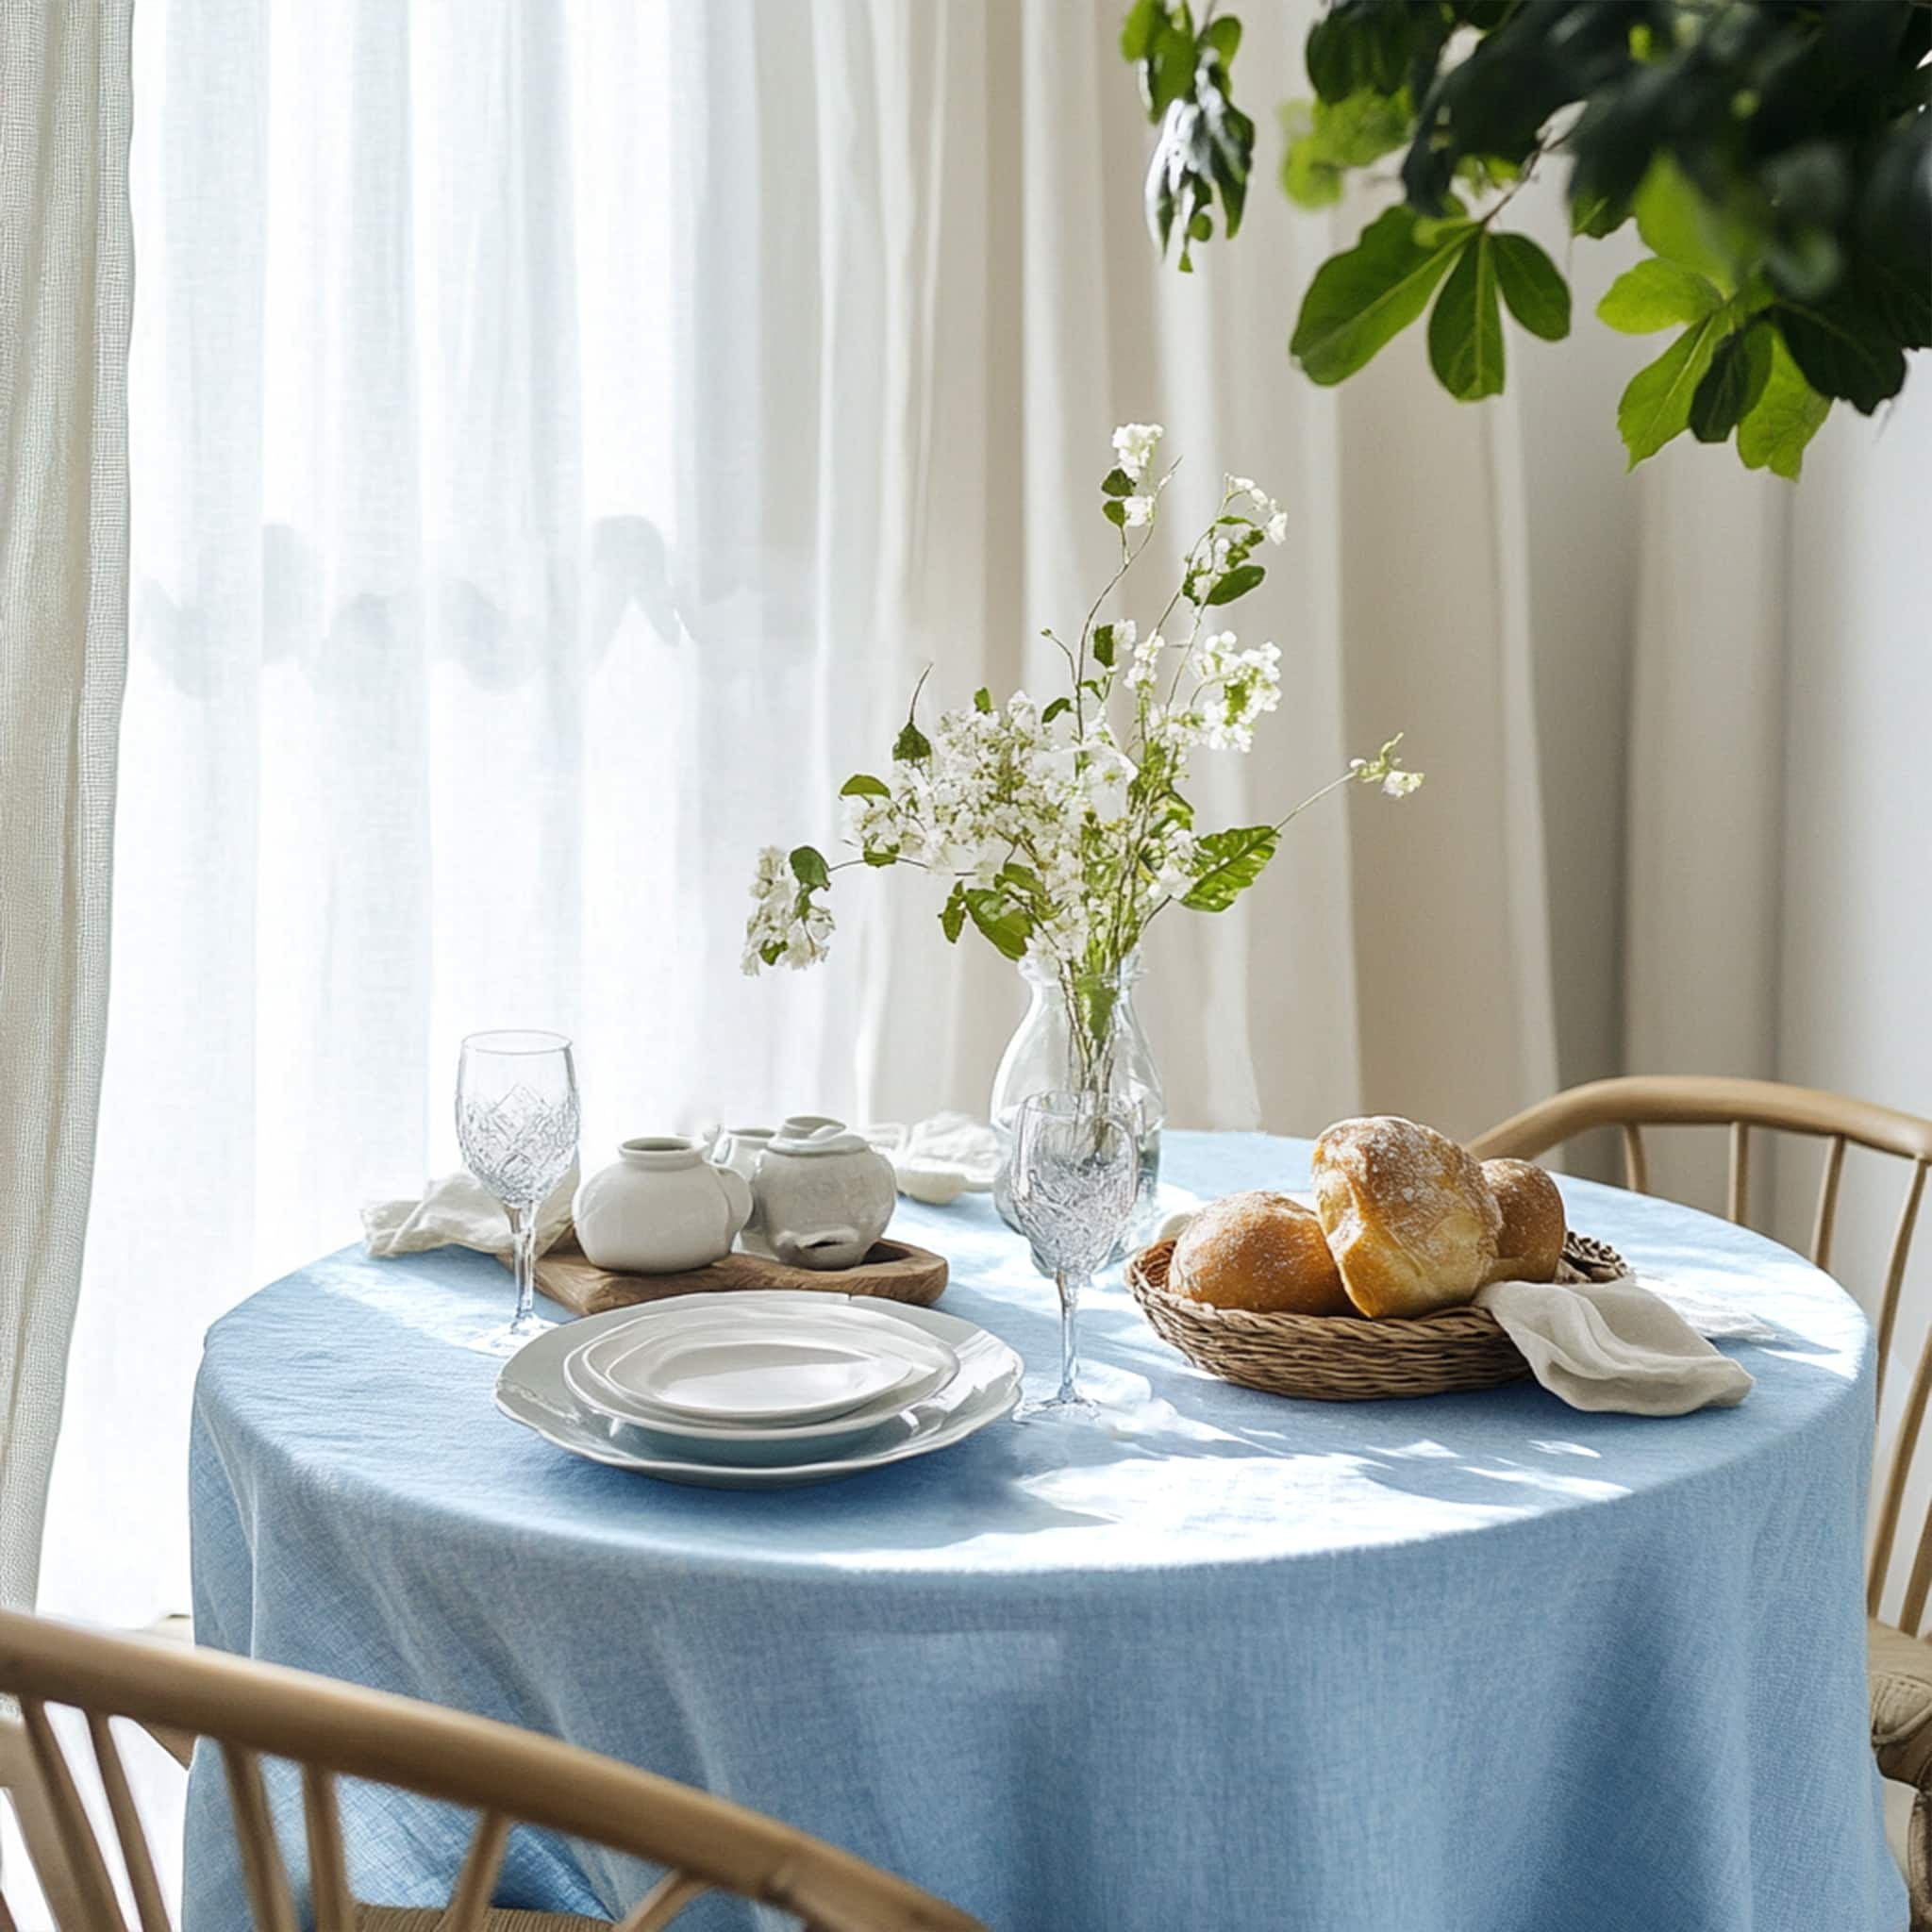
[990,952,1165,1254]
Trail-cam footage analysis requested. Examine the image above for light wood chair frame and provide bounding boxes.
[0,1609,984,1932]
[1473,1074,1932,1631]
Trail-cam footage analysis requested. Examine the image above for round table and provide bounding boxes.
[186,1132,1903,1931]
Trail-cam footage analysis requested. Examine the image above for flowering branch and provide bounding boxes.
[742,424,1423,996]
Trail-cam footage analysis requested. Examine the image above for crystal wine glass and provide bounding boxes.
[455,1030,580,1356]
[1008,1089,1140,1421]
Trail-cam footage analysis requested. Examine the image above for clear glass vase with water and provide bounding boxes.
[990,951,1165,1255]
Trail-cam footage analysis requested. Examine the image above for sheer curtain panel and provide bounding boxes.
[0,0,133,1613]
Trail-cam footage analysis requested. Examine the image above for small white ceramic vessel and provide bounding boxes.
[753,1115,897,1272]
[574,1136,753,1274]
[712,1125,776,1234]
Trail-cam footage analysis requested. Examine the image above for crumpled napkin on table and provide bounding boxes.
[361,1162,578,1259]
[861,1113,1000,1205]
[1471,1274,1755,1415]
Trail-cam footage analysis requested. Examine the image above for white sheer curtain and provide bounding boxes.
[0,0,132,1613]
[42,0,1563,1635]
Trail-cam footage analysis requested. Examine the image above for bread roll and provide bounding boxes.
[1310,1116,1502,1319]
[1169,1190,1352,1316]
[1482,1158,1566,1282]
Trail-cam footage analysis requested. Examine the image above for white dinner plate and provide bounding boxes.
[602,1324,920,1425]
[569,1307,958,1440]
[497,1292,1022,1489]
[561,1318,959,1466]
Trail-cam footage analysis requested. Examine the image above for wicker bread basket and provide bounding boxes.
[1125,1232,1628,1402]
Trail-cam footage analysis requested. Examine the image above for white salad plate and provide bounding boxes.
[498,1291,1023,1490]
[597,1322,921,1425]
[561,1313,959,1465]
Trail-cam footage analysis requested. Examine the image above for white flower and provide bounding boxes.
[1382,768,1424,797]
[1126,629,1165,691]
[1266,509,1289,545]
[1229,475,1257,495]
[1112,422,1164,483]
[1123,494,1156,527]
[742,846,835,974]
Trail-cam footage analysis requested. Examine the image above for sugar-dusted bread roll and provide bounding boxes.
[1481,1158,1566,1283]
[1311,1117,1502,1319]
[1169,1190,1352,1316]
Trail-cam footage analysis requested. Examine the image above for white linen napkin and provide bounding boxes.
[1471,1275,1754,1415]
[860,1113,1000,1205]
[361,1161,578,1259]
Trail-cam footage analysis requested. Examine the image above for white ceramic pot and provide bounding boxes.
[712,1125,776,1235]
[574,1137,754,1274]
[753,1115,897,1271]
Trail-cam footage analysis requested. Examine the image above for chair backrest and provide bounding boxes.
[0,1610,984,1932]
[1473,1074,1932,1632]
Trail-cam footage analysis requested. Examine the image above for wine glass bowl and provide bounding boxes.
[456,1029,580,1356]
[1007,1089,1140,1420]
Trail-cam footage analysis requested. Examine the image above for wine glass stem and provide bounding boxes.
[1056,1268,1086,1405]
[509,1206,538,1335]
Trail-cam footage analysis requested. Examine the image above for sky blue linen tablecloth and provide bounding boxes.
[185,1132,1904,1931]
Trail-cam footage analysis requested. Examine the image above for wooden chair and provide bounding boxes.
[1474,1074,1932,1925]
[0,1609,984,1932]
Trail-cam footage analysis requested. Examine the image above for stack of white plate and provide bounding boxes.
[495,1290,1023,1489]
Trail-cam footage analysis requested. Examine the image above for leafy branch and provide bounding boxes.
[1121,0,1932,477]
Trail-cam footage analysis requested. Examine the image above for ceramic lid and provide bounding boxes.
[770,1115,871,1158]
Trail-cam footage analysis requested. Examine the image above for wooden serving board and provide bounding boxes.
[500,1234,949,1319]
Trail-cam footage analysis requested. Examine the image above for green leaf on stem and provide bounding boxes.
[1689,322,1773,443]
[1737,334,1830,480]
[839,773,890,798]
[1101,466,1137,496]
[1427,232,1505,401]
[973,687,993,713]
[789,846,831,892]
[1092,624,1118,668]
[1180,824,1280,911]
[1290,208,1468,386]
[892,719,932,763]
[1103,498,1128,528]
[963,889,1032,960]
[1773,299,1907,414]
[1491,234,1571,341]
[1596,258,1724,334]
[1633,158,1736,293]
[1041,696,1073,724]
[1205,562,1266,606]
[1615,313,1724,466]
[861,848,896,868]
[939,882,968,944]
[999,861,1043,895]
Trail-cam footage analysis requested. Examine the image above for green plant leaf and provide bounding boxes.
[1101,466,1136,496]
[789,845,831,892]
[1633,158,1736,293]
[939,882,968,943]
[1278,87,1412,211]
[1689,322,1773,443]
[1596,258,1724,334]
[999,860,1043,894]
[1737,334,1831,481]
[962,889,1032,960]
[1491,234,1570,341]
[1773,299,1907,414]
[861,847,896,868]
[1041,696,1072,724]
[1615,314,1724,467]
[1290,208,1469,386]
[1092,623,1117,667]
[1426,233,1504,401]
[1203,562,1265,606]
[973,686,993,713]
[1202,15,1240,66]
[1103,498,1128,527]
[892,719,932,763]
[1180,824,1280,911]
[1119,0,1159,63]
[1571,190,1631,239]
[839,774,890,798]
